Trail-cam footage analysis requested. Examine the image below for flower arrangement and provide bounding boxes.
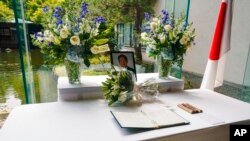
[102,66,135,106]
[141,10,195,66]
[31,0,106,67]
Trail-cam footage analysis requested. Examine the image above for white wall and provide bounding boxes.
[155,0,250,85]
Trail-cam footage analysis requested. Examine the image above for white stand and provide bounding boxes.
[57,73,184,101]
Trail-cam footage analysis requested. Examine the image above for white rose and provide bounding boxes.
[118,94,127,103]
[141,32,148,40]
[158,33,166,44]
[152,18,160,24]
[90,46,99,54]
[70,36,80,46]
[60,28,69,39]
[180,36,188,45]
[150,22,158,32]
[164,24,172,32]
[44,30,51,37]
[99,44,110,53]
[37,37,43,42]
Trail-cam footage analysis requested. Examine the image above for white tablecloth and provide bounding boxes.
[1,89,250,141]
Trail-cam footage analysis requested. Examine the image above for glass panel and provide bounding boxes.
[0,1,28,110]
[12,0,36,103]
[11,0,57,104]
[241,45,250,102]
[243,45,250,87]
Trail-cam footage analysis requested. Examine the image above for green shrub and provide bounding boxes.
[0,1,14,22]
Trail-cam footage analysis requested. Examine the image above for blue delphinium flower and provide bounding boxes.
[161,10,169,24]
[53,7,63,27]
[43,6,49,13]
[80,3,89,18]
[34,32,43,39]
[56,19,63,27]
[144,12,150,21]
[93,16,106,24]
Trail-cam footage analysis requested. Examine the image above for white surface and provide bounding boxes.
[58,73,184,101]
[1,89,250,141]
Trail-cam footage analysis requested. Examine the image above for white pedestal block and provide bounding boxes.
[58,73,184,101]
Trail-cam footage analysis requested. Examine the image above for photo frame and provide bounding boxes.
[110,51,137,80]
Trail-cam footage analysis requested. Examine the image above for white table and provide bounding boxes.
[1,89,250,141]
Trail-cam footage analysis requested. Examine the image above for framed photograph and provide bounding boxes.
[110,51,137,80]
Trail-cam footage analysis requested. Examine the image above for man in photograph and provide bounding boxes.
[118,54,135,74]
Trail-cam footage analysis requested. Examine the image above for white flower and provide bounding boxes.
[180,36,189,45]
[150,22,158,32]
[152,18,160,24]
[44,30,51,37]
[60,28,70,39]
[70,36,80,46]
[141,32,150,41]
[118,93,127,103]
[90,45,99,54]
[164,24,172,32]
[91,44,110,54]
[98,44,110,53]
[92,29,99,36]
[158,33,166,44]
[37,37,43,42]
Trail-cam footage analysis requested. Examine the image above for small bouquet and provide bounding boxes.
[102,66,135,106]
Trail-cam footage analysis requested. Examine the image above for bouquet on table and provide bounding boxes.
[102,66,135,106]
[141,10,195,78]
[31,0,107,84]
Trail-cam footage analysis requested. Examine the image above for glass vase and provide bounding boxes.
[65,59,81,84]
[157,55,173,79]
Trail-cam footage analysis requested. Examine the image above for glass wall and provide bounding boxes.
[8,0,57,105]
[241,45,250,102]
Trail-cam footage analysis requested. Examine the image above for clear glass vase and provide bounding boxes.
[65,59,81,84]
[157,47,174,79]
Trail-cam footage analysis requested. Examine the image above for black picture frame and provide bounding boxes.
[110,51,137,80]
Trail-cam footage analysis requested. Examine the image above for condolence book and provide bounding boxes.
[111,108,189,129]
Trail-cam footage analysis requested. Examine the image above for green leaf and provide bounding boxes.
[93,38,109,46]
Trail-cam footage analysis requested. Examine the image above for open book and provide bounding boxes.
[111,108,189,129]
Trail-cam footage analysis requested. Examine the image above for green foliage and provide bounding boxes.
[0,1,14,22]
[93,39,109,46]
[86,0,155,24]
[93,23,117,51]
[86,0,156,62]
[102,66,134,106]
[25,0,64,23]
